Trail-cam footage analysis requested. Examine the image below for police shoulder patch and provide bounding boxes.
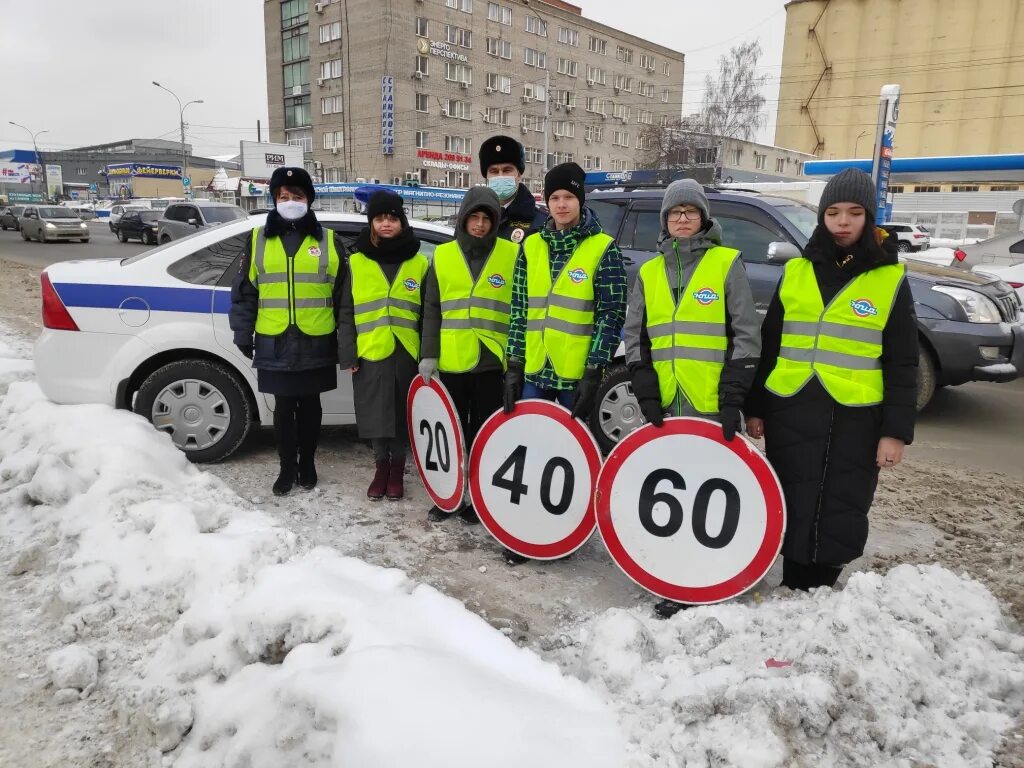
[511,227,525,243]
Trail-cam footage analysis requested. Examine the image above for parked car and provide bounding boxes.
[951,230,1024,272]
[0,205,25,230]
[880,222,931,252]
[35,213,454,463]
[584,188,1023,450]
[115,210,162,244]
[107,203,150,231]
[156,202,247,243]
[18,205,90,243]
[972,263,1024,304]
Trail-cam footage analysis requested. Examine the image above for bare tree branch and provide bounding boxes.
[699,40,769,142]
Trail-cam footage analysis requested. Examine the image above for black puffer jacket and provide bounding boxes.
[746,226,918,566]
[229,210,348,372]
[496,183,547,243]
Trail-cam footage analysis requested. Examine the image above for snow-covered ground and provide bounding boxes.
[1,323,1023,767]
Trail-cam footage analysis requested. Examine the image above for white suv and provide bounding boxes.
[35,212,453,462]
[882,222,931,252]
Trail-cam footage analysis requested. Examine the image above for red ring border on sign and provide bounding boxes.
[470,399,602,560]
[407,375,466,513]
[595,417,786,604]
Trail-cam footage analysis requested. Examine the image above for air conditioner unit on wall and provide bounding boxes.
[485,86,494,93]
[521,95,531,103]
[314,2,326,12]
[313,161,323,169]
[317,77,325,86]
[460,81,469,89]
[331,147,339,154]
[414,72,424,79]
[520,126,529,135]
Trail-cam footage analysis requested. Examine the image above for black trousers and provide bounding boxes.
[273,395,322,465]
[781,558,843,591]
[440,370,504,450]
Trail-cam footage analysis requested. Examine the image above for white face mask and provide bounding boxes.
[276,200,308,220]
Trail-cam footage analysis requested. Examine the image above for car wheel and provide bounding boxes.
[20,228,29,241]
[897,241,911,253]
[916,345,937,411]
[134,359,252,463]
[117,229,128,243]
[1,224,6,231]
[590,363,645,453]
[108,223,115,233]
[160,235,172,244]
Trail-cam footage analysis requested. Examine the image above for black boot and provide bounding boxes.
[296,396,321,491]
[458,502,480,525]
[653,600,689,619]
[297,458,317,490]
[273,462,296,496]
[427,505,454,522]
[502,548,529,566]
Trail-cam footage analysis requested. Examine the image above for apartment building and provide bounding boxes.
[264,0,685,192]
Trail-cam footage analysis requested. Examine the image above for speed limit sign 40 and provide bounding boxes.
[469,400,602,560]
[595,417,785,604]
[408,375,465,513]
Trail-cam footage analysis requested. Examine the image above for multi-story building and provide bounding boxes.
[264,0,684,193]
[774,0,1024,159]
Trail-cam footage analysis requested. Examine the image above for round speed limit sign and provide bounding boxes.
[407,375,466,513]
[596,417,785,604]
[469,400,602,560]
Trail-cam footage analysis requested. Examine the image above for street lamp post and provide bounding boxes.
[152,82,203,197]
[853,130,869,158]
[9,121,49,201]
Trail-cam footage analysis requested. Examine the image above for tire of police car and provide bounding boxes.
[133,359,252,463]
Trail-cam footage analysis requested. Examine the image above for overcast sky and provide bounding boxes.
[0,0,788,158]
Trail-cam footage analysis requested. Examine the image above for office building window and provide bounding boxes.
[525,15,547,36]
[415,17,429,37]
[486,37,512,59]
[446,0,472,12]
[415,93,429,112]
[588,35,607,55]
[415,131,429,149]
[558,27,578,46]
[319,22,341,43]
[321,95,343,115]
[524,47,546,68]
[320,58,342,80]
[486,2,511,23]
[323,131,344,150]
[282,25,309,63]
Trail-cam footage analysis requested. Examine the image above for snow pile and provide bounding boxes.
[0,320,33,394]
[0,382,624,767]
[548,567,1024,767]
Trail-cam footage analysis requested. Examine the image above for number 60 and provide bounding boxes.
[639,469,740,548]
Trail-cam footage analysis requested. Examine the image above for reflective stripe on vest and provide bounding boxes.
[249,227,339,337]
[639,246,739,414]
[523,231,613,380]
[765,257,906,406]
[435,239,517,373]
[349,250,429,362]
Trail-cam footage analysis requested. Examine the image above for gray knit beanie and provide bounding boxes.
[818,168,876,223]
[660,178,710,234]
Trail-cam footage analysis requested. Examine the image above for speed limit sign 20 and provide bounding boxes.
[408,375,466,513]
[469,400,602,560]
[596,417,785,604]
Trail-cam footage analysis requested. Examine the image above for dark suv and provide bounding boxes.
[585,188,1024,451]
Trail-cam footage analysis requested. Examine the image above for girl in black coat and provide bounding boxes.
[745,168,919,591]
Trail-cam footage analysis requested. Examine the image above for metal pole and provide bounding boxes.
[542,70,551,173]
[8,121,48,201]
[153,82,202,199]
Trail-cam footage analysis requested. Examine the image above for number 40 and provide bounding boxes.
[492,445,575,516]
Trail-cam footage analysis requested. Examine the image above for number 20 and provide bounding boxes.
[418,420,450,473]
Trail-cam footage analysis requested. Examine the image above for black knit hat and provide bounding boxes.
[366,189,408,226]
[269,166,315,204]
[479,135,525,176]
[544,162,586,208]
[818,167,876,223]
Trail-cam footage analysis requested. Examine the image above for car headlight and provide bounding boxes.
[79,222,88,229]
[44,222,55,229]
[931,285,1002,323]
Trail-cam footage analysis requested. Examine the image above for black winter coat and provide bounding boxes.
[229,212,348,373]
[496,183,547,243]
[746,227,918,566]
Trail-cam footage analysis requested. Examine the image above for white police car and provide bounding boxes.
[35,213,454,462]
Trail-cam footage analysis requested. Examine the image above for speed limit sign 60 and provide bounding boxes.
[469,400,602,560]
[595,417,785,604]
[408,375,466,513]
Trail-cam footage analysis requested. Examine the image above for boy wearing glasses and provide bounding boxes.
[624,178,761,440]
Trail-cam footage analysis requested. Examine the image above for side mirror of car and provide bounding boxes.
[188,218,199,226]
[767,241,801,263]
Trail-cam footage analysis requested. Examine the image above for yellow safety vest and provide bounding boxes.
[523,232,613,381]
[250,227,340,337]
[435,239,518,373]
[640,246,740,414]
[765,258,906,406]
[349,250,429,362]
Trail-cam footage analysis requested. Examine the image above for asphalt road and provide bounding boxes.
[0,228,1021,480]
[0,220,147,268]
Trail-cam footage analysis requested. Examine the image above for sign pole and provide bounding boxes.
[869,84,900,226]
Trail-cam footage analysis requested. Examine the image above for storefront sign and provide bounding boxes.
[45,164,63,198]
[264,153,286,166]
[104,163,182,180]
[417,38,469,63]
[0,162,39,185]
[381,75,395,155]
[416,149,472,171]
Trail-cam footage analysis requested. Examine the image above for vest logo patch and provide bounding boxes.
[850,298,878,317]
[692,288,720,305]
[403,278,420,292]
[308,246,321,257]
[567,268,589,284]
[511,228,525,243]
[487,273,507,288]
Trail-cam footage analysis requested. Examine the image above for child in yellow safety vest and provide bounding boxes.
[419,186,515,524]
[337,190,428,501]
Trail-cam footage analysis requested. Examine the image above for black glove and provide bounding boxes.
[720,405,742,441]
[503,360,524,414]
[570,367,602,420]
[237,344,254,359]
[630,365,664,427]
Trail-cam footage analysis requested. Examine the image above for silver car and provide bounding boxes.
[19,205,90,243]
[952,231,1024,271]
[0,205,25,230]
[156,201,247,243]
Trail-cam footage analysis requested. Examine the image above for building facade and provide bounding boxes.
[264,0,685,192]
[774,0,1024,159]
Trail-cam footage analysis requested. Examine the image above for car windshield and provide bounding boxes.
[200,206,247,223]
[139,211,161,223]
[771,203,818,241]
[39,207,78,218]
